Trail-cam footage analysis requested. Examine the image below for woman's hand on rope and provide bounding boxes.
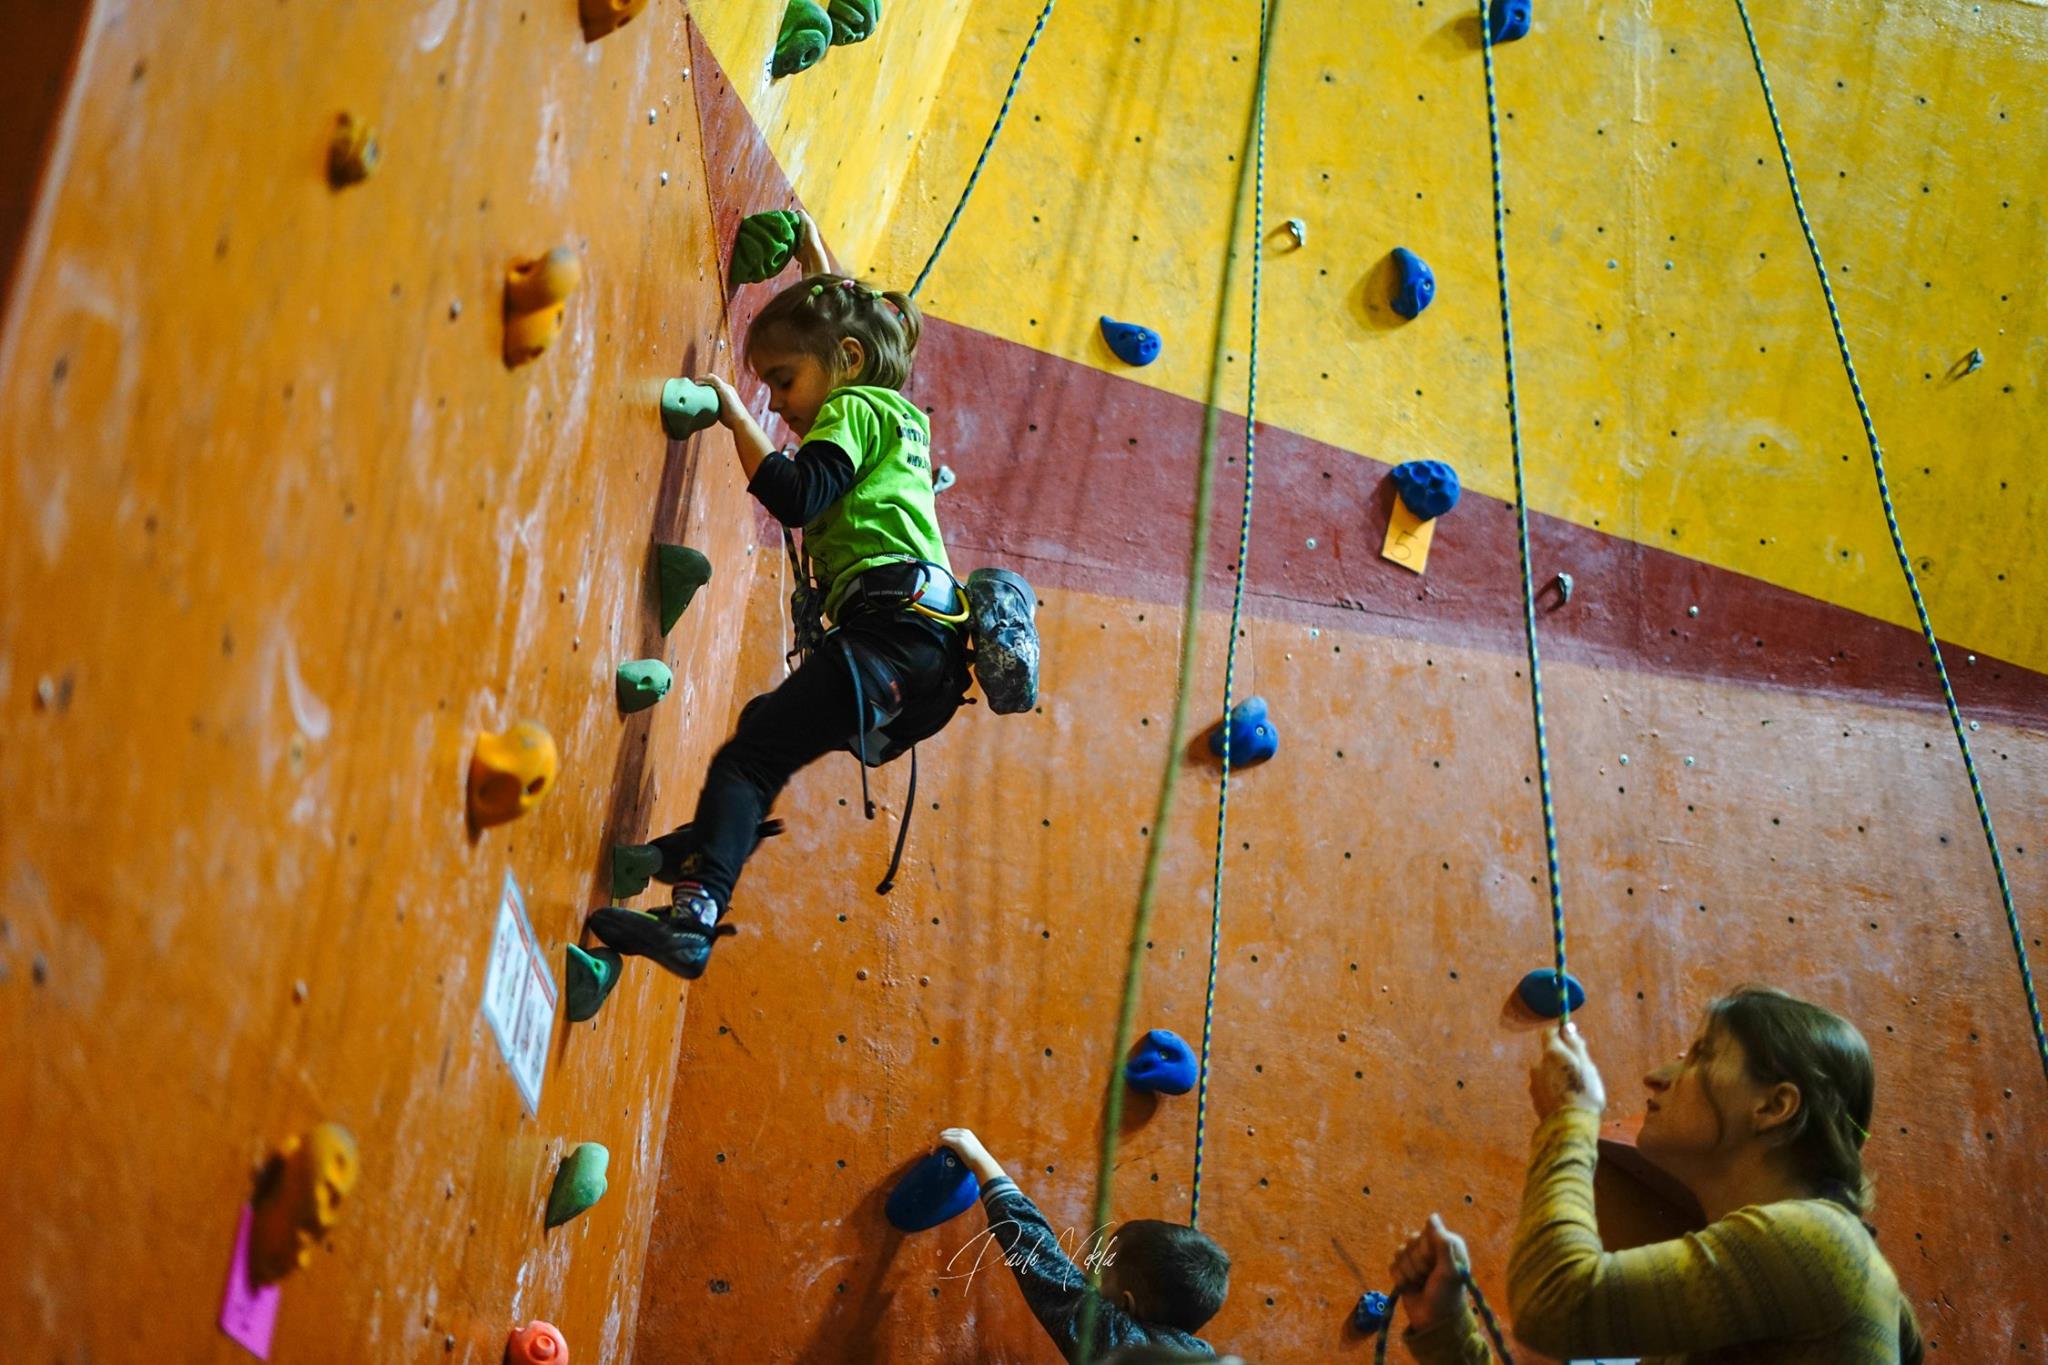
[1389,1213,1470,1335]
[1529,1021,1607,1120]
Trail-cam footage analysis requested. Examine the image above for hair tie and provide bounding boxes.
[1847,1114,1870,1144]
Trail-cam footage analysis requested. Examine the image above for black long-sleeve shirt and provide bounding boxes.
[747,438,856,527]
[978,1176,1217,1363]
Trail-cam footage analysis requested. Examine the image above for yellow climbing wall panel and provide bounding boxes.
[707,0,2048,673]
[689,0,973,273]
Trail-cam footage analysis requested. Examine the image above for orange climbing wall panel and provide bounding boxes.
[0,2,759,1359]
[643,582,2048,1362]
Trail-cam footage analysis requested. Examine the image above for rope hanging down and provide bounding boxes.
[1189,0,1271,1232]
[1478,1,1571,1018]
[908,0,1058,300]
[1074,3,1282,1356]
[1732,0,2048,1088]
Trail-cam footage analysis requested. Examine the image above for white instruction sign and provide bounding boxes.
[481,870,556,1114]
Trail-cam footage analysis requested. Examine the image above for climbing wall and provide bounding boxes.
[640,0,2048,1361]
[0,1,765,1358]
[4,0,2044,1361]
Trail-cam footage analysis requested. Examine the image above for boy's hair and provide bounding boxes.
[1110,1219,1230,1332]
[746,272,923,389]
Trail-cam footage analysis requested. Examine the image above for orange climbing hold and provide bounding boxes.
[468,721,559,829]
[248,1122,359,1286]
[503,247,582,367]
[579,0,648,41]
[506,1320,569,1363]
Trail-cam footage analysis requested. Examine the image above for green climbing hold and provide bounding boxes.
[730,210,803,286]
[656,544,713,634]
[659,377,721,441]
[827,0,880,45]
[616,660,673,714]
[564,945,623,1022]
[772,0,833,77]
[611,843,663,899]
[544,1143,610,1228]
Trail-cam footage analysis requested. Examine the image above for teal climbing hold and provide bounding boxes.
[616,660,673,714]
[772,0,833,77]
[827,0,880,45]
[655,544,713,634]
[611,844,663,899]
[660,378,721,441]
[564,945,623,1022]
[544,1143,610,1228]
[730,210,803,285]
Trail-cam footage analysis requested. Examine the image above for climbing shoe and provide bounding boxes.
[965,568,1040,715]
[587,885,734,980]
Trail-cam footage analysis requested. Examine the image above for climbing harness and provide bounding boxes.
[1731,0,2047,1088]
[1075,1,1281,1358]
[1479,0,1572,1021]
[909,0,1058,300]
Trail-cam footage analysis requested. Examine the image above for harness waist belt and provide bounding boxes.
[836,561,961,620]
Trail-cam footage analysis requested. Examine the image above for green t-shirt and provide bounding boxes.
[802,386,952,621]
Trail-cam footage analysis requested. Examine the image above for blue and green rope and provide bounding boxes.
[908,0,1057,300]
[1732,0,2046,1087]
[1075,1,1281,1356]
[1477,1,1571,1018]
[1190,0,1272,1233]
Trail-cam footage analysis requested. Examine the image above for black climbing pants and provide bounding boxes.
[683,611,969,909]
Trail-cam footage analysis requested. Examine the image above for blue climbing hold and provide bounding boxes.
[1488,0,1532,44]
[1516,968,1587,1019]
[1207,697,1278,767]
[885,1150,980,1232]
[1354,1290,1394,1332]
[1390,247,1436,319]
[1390,460,1461,521]
[1124,1028,1198,1096]
[1100,316,1162,367]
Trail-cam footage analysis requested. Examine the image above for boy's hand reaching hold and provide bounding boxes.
[938,1127,1007,1185]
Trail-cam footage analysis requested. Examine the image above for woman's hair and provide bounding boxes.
[746,272,922,389]
[1706,985,1923,1363]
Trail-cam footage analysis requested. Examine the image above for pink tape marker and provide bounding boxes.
[219,1203,281,1358]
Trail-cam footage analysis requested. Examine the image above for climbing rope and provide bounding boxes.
[1478,0,1571,1017]
[1189,0,1271,1232]
[1732,0,2048,1087]
[907,0,1057,300]
[1369,1281,1517,1363]
[1074,3,1281,1357]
